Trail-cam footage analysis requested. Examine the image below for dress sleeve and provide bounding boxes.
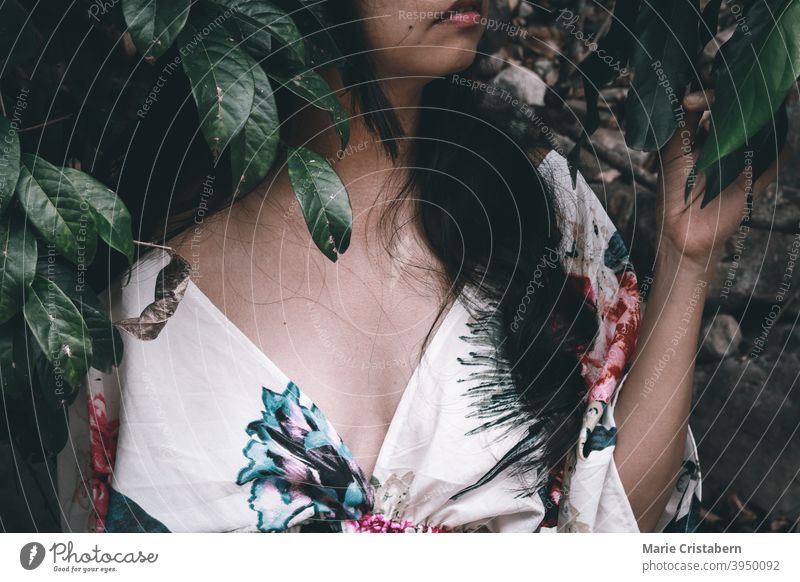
[538,151,703,532]
[56,248,176,533]
[57,265,135,533]
[56,371,120,533]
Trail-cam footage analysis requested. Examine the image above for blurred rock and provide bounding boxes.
[532,57,559,86]
[473,49,509,79]
[483,0,514,51]
[691,322,800,520]
[591,128,650,169]
[748,102,800,232]
[750,183,800,232]
[494,65,548,107]
[708,228,800,315]
[699,314,743,362]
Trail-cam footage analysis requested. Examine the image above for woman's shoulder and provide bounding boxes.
[534,148,597,205]
[532,148,626,268]
[529,146,552,168]
[531,147,607,224]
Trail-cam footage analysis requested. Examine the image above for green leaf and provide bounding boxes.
[29,337,80,409]
[38,401,70,455]
[30,393,70,456]
[0,316,44,402]
[23,275,92,393]
[224,11,273,59]
[689,0,722,92]
[61,168,134,264]
[231,65,280,194]
[37,261,123,375]
[698,0,722,53]
[179,17,257,159]
[286,146,352,262]
[78,299,123,376]
[122,0,191,62]
[712,0,785,69]
[39,410,70,457]
[0,212,37,324]
[702,104,789,207]
[625,0,700,151]
[6,385,69,460]
[693,0,800,185]
[0,0,42,64]
[0,322,20,398]
[266,65,350,148]
[271,0,342,67]
[217,0,306,63]
[0,117,21,215]
[9,315,31,390]
[15,155,98,267]
[203,1,273,60]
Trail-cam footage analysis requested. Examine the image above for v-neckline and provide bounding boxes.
[182,271,466,485]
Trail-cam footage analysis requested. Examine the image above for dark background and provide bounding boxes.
[2,0,798,533]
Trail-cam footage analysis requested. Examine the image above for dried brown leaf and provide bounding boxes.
[114,252,193,340]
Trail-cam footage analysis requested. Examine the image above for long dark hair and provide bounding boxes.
[328,2,601,495]
[116,1,601,496]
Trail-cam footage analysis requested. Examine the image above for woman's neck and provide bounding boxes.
[285,68,426,215]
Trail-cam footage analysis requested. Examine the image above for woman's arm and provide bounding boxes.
[611,90,788,532]
[613,248,710,532]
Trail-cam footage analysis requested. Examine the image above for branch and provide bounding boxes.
[19,114,74,134]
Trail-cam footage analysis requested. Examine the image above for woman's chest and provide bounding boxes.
[98,259,547,532]
[235,292,446,477]
[197,242,449,477]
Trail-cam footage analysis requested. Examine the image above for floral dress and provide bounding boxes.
[57,150,702,533]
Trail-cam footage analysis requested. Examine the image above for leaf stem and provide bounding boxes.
[19,114,74,134]
[133,240,174,252]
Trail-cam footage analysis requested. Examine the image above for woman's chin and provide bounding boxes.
[388,46,478,79]
[439,48,480,75]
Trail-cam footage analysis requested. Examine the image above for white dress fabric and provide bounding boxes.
[57,150,702,533]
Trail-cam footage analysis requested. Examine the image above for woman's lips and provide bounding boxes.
[435,9,481,26]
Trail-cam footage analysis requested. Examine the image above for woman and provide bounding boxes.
[58,1,780,533]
